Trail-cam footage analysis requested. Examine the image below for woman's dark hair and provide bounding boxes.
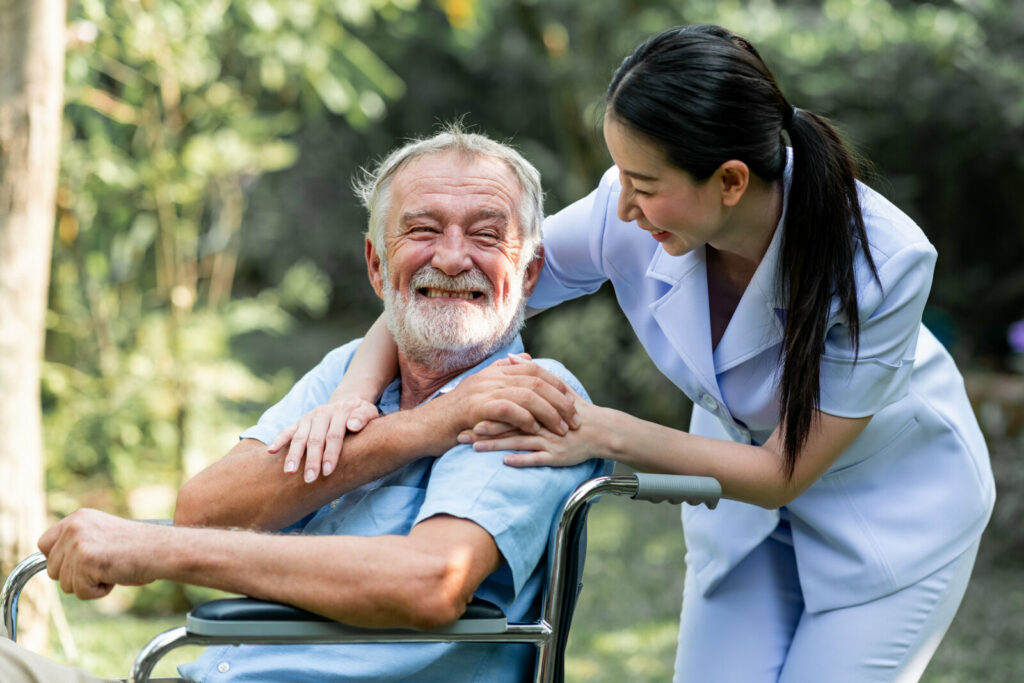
[606,25,878,477]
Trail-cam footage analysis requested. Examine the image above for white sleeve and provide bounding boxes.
[528,167,620,310]
[818,241,937,418]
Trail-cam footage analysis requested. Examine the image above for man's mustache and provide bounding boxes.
[408,267,493,300]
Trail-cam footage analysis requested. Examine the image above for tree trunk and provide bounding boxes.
[0,0,66,651]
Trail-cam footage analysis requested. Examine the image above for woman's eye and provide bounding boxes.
[633,187,652,197]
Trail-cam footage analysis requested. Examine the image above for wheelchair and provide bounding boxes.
[3,473,720,683]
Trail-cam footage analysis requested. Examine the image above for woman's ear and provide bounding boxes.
[718,160,750,207]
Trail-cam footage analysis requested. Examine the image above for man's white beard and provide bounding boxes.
[382,263,527,375]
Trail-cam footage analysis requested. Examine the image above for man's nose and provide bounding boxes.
[431,227,473,275]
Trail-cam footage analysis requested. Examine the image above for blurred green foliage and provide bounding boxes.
[45,0,416,519]
[40,0,1024,676]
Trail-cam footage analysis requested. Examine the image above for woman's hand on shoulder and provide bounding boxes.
[268,397,380,483]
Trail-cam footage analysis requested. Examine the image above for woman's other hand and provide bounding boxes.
[460,393,607,468]
[268,397,380,482]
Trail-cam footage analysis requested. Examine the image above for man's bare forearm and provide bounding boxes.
[41,510,498,630]
[175,400,456,530]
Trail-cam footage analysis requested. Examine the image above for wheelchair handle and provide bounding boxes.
[631,473,721,508]
[2,551,48,641]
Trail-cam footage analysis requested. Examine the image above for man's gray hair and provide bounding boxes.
[356,122,544,264]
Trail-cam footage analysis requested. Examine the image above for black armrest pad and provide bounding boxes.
[190,596,504,624]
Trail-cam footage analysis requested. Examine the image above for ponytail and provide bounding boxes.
[778,108,877,476]
[607,25,879,477]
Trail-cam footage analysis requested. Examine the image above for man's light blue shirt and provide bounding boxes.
[179,336,604,682]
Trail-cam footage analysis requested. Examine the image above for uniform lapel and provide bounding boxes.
[646,246,724,404]
[712,223,785,374]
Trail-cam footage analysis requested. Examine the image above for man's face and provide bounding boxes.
[366,151,542,371]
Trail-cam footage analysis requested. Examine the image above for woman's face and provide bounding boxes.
[602,116,725,257]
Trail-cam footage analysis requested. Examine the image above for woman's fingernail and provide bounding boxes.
[457,431,472,443]
[347,419,362,430]
[304,469,316,483]
[284,461,297,473]
[571,413,582,428]
[559,420,568,434]
[322,462,333,476]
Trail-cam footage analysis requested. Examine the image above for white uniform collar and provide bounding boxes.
[644,149,793,384]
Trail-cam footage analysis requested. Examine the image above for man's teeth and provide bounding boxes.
[422,288,478,299]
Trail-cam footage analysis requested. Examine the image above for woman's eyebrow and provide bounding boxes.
[622,169,659,181]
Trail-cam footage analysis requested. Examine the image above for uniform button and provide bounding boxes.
[218,662,230,673]
[700,393,718,412]
[330,498,340,509]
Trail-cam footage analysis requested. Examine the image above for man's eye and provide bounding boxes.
[410,226,438,234]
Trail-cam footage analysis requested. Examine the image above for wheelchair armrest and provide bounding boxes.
[186,596,508,638]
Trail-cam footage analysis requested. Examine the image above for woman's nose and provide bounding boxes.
[617,186,643,223]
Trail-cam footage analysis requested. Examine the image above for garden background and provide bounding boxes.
[4,0,1024,679]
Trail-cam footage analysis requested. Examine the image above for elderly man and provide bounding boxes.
[2,127,602,682]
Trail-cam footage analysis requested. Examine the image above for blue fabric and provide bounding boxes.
[178,336,604,682]
[531,152,994,612]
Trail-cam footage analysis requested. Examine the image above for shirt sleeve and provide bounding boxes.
[528,167,620,310]
[819,241,937,418]
[240,339,361,444]
[412,359,605,601]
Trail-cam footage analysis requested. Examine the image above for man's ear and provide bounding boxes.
[365,238,385,299]
[521,244,545,299]
[718,160,749,207]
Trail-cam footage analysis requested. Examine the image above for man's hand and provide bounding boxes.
[268,397,380,482]
[38,509,164,600]
[434,353,581,437]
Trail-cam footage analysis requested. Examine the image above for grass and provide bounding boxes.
[34,442,1024,681]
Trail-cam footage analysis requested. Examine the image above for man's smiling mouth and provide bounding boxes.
[417,287,485,300]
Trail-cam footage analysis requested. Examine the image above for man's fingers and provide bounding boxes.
[485,384,568,436]
[494,365,578,430]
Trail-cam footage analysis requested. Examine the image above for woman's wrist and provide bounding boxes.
[333,373,387,404]
[580,403,628,463]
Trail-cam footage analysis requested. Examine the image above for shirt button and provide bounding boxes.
[700,393,718,412]
[218,662,230,673]
[330,499,340,509]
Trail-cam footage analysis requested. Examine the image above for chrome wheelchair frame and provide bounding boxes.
[2,473,720,683]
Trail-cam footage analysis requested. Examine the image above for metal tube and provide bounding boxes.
[534,475,639,679]
[1,552,48,642]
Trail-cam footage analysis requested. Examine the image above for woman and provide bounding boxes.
[273,25,994,681]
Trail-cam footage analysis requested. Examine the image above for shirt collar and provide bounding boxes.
[377,336,526,415]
